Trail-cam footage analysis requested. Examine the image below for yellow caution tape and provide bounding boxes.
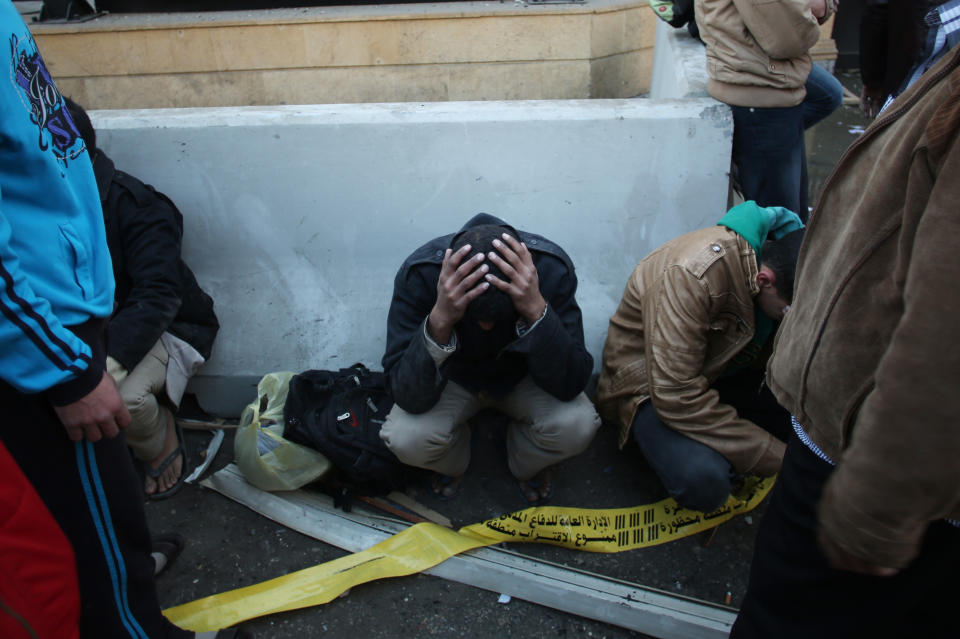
[164,476,773,631]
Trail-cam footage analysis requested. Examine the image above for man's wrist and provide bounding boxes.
[45,366,105,407]
[427,311,454,346]
[520,299,547,325]
[516,303,548,337]
[423,319,457,367]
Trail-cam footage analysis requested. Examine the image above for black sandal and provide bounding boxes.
[145,420,189,500]
[151,532,185,576]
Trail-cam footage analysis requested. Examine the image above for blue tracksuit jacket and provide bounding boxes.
[0,1,114,402]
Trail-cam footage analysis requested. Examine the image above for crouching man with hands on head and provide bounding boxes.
[380,213,601,504]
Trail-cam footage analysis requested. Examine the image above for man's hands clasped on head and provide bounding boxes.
[428,227,548,344]
[428,244,490,344]
[485,233,547,325]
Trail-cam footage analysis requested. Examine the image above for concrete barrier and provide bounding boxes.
[649,20,710,100]
[94,97,732,416]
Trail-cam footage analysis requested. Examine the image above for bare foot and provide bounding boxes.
[518,467,553,505]
[431,473,464,499]
[145,413,184,496]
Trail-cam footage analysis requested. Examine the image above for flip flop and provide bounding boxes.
[145,419,189,501]
[517,467,554,506]
[151,532,185,576]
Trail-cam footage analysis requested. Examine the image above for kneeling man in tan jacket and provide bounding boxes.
[596,201,803,512]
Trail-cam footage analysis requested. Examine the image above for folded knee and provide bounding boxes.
[666,466,732,513]
[381,421,454,466]
[121,390,153,418]
[380,425,419,463]
[530,404,601,453]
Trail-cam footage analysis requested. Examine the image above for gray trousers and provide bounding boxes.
[380,376,600,481]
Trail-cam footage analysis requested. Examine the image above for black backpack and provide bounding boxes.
[282,364,404,498]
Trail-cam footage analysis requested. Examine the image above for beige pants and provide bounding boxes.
[112,340,173,462]
[380,376,601,480]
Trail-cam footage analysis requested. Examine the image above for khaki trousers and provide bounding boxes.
[380,376,600,480]
[113,339,173,462]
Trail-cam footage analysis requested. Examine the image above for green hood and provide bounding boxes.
[716,201,804,378]
[717,200,804,263]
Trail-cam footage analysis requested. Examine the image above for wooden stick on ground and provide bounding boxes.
[356,496,428,525]
[387,491,453,528]
[177,418,238,431]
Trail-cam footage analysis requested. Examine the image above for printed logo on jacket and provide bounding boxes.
[9,31,84,164]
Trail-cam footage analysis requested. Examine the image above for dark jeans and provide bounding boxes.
[802,63,844,130]
[732,103,807,218]
[732,65,843,222]
[631,369,791,512]
[731,436,960,639]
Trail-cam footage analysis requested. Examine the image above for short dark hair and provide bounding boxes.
[64,97,96,154]
[760,228,805,303]
[449,223,519,324]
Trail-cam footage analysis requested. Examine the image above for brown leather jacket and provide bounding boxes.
[768,45,960,569]
[694,0,833,108]
[596,226,784,476]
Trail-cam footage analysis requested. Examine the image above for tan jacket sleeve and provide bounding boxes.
[818,119,960,570]
[646,265,784,475]
[731,0,821,60]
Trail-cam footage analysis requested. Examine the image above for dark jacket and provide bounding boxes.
[93,151,219,372]
[382,213,592,414]
[860,1,940,100]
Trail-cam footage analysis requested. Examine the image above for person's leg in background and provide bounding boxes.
[731,104,807,219]
[798,64,845,216]
[802,64,844,129]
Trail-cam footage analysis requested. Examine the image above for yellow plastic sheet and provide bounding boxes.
[165,476,773,631]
